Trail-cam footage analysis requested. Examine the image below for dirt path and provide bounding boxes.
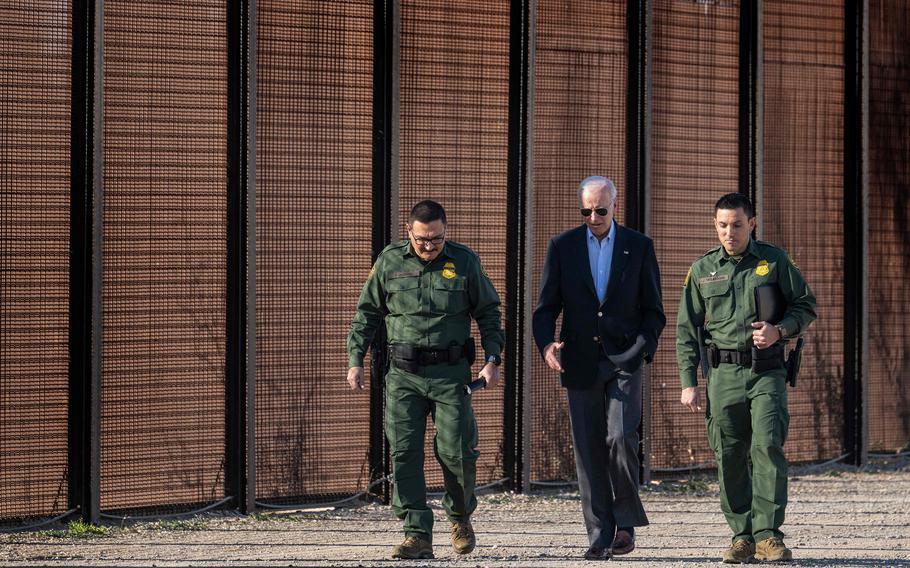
[2,459,908,568]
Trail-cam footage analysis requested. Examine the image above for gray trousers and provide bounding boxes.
[567,361,649,548]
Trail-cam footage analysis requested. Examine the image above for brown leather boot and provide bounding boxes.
[755,537,792,562]
[723,539,756,564]
[391,535,433,559]
[451,521,476,554]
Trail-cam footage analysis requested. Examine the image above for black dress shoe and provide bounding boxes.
[612,529,635,555]
[584,545,612,560]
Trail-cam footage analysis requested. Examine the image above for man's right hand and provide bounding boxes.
[347,366,365,390]
[543,341,564,373]
[681,386,702,413]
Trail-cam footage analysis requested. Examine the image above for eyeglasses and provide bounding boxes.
[580,207,610,217]
[410,231,445,246]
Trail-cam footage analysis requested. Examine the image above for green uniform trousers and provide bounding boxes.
[706,363,789,543]
[384,362,479,541]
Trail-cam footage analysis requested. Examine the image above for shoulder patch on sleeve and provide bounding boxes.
[700,245,721,259]
[759,241,800,271]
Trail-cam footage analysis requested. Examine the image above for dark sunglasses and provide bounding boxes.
[410,231,445,245]
[580,207,610,217]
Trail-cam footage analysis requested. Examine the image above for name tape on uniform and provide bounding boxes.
[699,274,730,285]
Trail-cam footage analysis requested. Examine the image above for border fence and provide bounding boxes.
[1,0,908,524]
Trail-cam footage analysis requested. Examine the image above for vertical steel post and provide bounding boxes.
[843,0,867,467]
[739,0,759,203]
[370,0,396,503]
[626,0,648,232]
[226,0,255,513]
[69,0,102,525]
[626,0,651,484]
[505,0,534,493]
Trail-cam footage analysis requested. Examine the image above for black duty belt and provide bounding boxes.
[390,344,462,365]
[707,345,751,368]
[388,340,475,373]
[707,343,785,373]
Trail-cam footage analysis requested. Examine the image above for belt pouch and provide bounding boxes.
[708,345,720,368]
[447,344,463,365]
[390,344,419,373]
[751,344,785,374]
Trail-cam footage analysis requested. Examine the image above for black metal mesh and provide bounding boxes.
[398,0,510,487]
[100,2,228,511]
[866,0,910,453]
[528,0,627,482]
[0,0,71,520]
[254,0,374,501]
[763,0,844,461]
[648,0,740,470]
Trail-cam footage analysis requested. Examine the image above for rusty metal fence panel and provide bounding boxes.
[762,0,846,462]
[648,0,741,471]
[2,0,910,523]
[398,0,511,487]
[99,1,228,512]
[254,0,375,503]
[528,0,627,482]
[866,0,910,453]
[0,0,71,521]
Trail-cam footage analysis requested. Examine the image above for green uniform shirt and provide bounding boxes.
[347,239,504,368]
[676,239,817,389]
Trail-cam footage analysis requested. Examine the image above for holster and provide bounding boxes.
[750,343,785,374]
[462,337,476,365]
[706,344,721,369]
[697,327,710,380]
[785,337,804,388]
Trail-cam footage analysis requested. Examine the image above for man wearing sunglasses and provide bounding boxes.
[533,176,665,561]
[347,199,504,560]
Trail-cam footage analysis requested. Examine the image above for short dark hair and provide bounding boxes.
[409,199,447,225]
[714,193,754,218]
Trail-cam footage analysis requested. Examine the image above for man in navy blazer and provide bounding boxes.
[533,176,665,561]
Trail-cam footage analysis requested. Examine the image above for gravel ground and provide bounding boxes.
[1,457,908,568]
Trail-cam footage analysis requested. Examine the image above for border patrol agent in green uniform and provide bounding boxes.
[346,200,504,560]
[676,194,816,564]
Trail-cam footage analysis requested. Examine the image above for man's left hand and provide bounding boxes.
[479,362,501,389]
[751,321,781,350]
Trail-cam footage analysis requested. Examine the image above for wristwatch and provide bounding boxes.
[774,324,787,339]
[486,354,502,366]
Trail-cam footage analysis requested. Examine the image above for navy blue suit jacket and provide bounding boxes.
[533,224,666,389]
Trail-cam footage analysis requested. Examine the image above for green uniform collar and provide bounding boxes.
[402,240,455,264]
[718,238,760,264]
